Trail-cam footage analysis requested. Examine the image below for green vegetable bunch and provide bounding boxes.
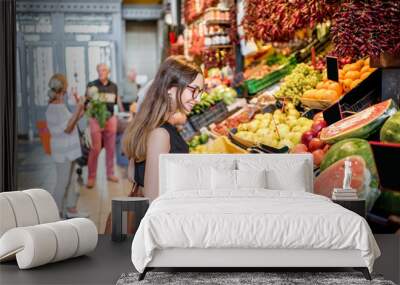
[189,85,237,116]
[85,86,110,128]
[266,53,288,66]
[188,133,209,150]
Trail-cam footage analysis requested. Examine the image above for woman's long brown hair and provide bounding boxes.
[122,56,202,162]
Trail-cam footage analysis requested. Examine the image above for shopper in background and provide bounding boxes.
[45,74,88,218]
[123,56,204,200]
[121,67,138,111]
[86,63,124,188]
[136,78,153,112]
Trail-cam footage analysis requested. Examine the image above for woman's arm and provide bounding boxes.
[64,92,84,134]
[128,159,135,183]
[144,128,170,200]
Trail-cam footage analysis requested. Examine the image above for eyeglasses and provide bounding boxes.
[186,85,204,100]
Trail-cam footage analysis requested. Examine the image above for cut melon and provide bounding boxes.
[320,138,378,183]
[314,155,369,198]
[320,99,397,144]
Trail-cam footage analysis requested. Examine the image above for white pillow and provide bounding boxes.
[211,168,237,190]
[167,162,211,191]
[237,158,308,191]
[236,169,267,189]
[266,164,307,191]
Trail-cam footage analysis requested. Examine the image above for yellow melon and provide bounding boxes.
[327,81,343,97]
[303,89,316,99]
[324,89,339,101]
[316,82,325,90]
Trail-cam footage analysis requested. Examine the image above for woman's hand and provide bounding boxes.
[72,88,85,117]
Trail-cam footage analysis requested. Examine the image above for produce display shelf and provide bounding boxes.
[180,121,197,141]
[323,68,381,125]
[189,101,228,131]
[245,56,297,95]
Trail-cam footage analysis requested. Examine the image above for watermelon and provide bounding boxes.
[380,110,400,143]
[373,190,400,216]
[320,138,378,187]
[314,155,370,198]
[320,99,397,144]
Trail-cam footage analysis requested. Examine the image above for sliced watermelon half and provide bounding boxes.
[320,99,397,144]
[314,155,370,198]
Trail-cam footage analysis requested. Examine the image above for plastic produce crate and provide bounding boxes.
[180,121,196,141]
[189,101,228,131]
[323,69,381,125]
[245,56,297,95]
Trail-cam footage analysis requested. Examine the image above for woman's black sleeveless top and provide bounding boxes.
[134,122,189,187]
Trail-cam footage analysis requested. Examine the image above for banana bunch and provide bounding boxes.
[189,91,223,116]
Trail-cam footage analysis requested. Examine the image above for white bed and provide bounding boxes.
[131,154,380,280]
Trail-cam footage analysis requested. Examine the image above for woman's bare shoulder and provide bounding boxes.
[147,127,170,151]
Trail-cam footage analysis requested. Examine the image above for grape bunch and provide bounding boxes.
[275,63,322,105]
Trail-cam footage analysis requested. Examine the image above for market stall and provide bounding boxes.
[176,0,400,233]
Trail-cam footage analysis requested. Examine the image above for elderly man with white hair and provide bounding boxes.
[85,63,124,188]
[121,67,139,111]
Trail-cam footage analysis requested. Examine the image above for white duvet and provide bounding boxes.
[131,190,380,273]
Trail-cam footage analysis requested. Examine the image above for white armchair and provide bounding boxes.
[0,189,98,269]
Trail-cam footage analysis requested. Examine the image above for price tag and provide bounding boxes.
[326,56,339,82]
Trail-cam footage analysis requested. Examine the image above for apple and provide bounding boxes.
[291,144,308,154]
[311,120,327,135]
[301,131,315,147]
[308,138,325,152]
[312,149,325,166]
[323,144,331,153]
[313,112,324,122]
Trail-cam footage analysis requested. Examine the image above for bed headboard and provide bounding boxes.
[159,154,314,195]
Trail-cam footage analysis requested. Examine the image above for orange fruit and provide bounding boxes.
[342,64,351,73]
[360,71,372,80]
[350,79,362,89]
[354,60,364,70]
[342,78,353,92]
[360,65,370,73]
[339,70,345,80]
[345,71,361,80]
[303,89,317,99]
[364,58,370,66]
[348,63,360,72]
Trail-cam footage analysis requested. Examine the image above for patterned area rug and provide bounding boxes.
[116,271,395,285]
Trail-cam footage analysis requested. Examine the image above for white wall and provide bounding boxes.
[125,21,159,82]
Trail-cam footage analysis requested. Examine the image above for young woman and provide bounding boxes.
[45,74,88,218]
[123,56,204,200]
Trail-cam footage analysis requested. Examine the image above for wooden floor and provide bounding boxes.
[17,140,131,233]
